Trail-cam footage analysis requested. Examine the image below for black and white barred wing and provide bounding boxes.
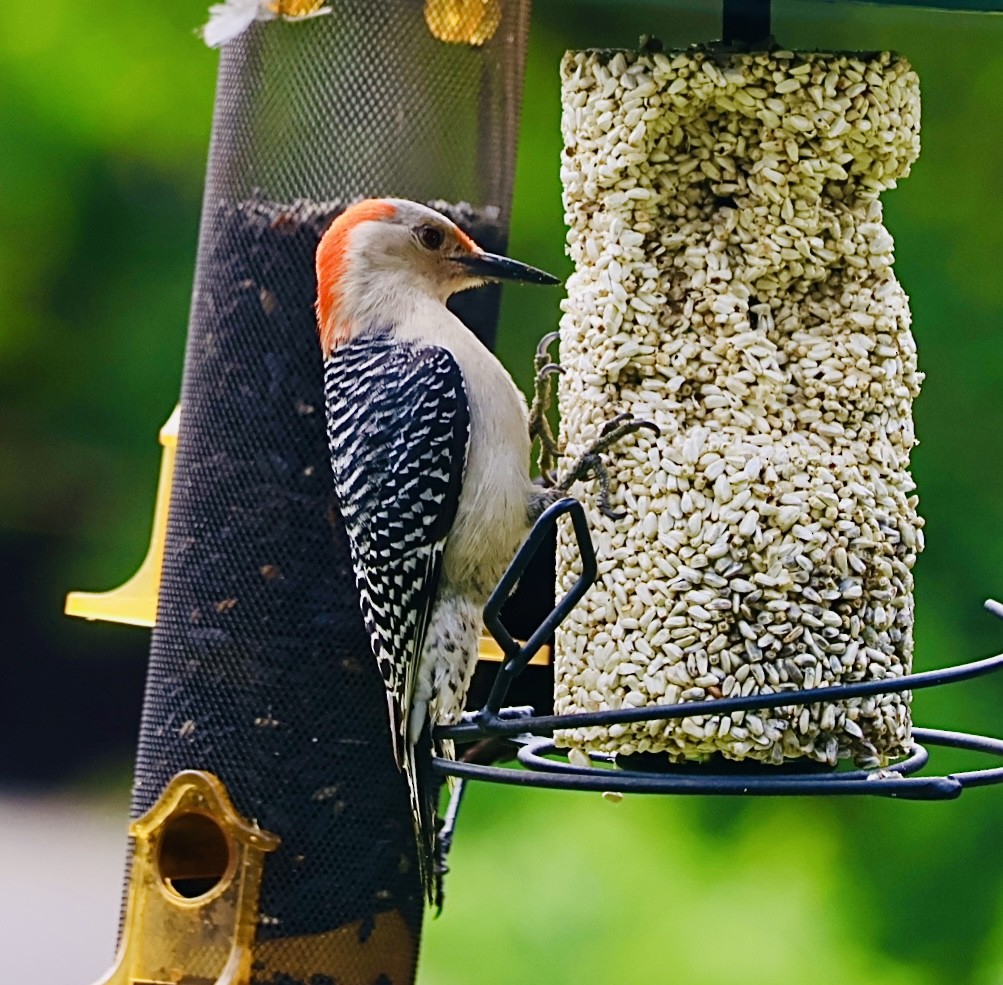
[324,336,469,766]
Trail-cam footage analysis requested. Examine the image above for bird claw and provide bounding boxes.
[557,413,660,520]
[600,412,661,441]
[529,332,564,484]
[534,330,561,367]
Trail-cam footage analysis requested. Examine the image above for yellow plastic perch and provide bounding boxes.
[64,406,180,628]
[479,634,550,667]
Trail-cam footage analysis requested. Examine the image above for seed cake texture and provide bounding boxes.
[555,47,923,767]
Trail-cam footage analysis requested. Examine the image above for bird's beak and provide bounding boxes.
[452,251,560,286]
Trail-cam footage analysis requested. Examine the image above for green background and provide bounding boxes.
[2,1,1003,983]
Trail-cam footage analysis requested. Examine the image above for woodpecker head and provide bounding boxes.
[315,198,559,357]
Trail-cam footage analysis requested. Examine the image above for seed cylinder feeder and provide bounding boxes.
[555,45,924,768]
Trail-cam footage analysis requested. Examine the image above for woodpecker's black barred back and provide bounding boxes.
[324,334,470,764]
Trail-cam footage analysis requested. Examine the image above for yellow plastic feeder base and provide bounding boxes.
[64,406,180,628]
[63,403,548,665]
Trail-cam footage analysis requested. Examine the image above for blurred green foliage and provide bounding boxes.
[3,1,1003,983]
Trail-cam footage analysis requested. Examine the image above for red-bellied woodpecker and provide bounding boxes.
[316,199,560,904]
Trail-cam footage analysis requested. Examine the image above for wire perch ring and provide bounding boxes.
[433,498,1003,801]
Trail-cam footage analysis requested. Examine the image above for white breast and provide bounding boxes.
[396,297,536,600]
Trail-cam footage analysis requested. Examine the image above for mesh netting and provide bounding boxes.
[128,3,531,981]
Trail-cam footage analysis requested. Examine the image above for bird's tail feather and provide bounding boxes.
[408,722,445,911]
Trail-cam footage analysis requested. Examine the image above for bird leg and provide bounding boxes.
[556,414,661,520]
[528,331,563,485]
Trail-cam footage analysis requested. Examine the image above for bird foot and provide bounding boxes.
[556,414,661,520]
[527,332,660,520]
[528,331,563,485]
[432,776,467,914]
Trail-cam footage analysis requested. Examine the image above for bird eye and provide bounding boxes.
[417,225,445,250]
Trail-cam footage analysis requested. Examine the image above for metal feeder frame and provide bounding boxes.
[433,499,1003,808]
[432,0,1003,818]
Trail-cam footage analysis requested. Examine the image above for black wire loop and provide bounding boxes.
[479,496,596,721]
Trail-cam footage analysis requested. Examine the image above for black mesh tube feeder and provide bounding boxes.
[69,4,533,984]
[63,0,1003,984]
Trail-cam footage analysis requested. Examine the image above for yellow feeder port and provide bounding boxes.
[92,770,280,985]
[65,405,180,628]
[423,0,501,45]
[269,0,329,15]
